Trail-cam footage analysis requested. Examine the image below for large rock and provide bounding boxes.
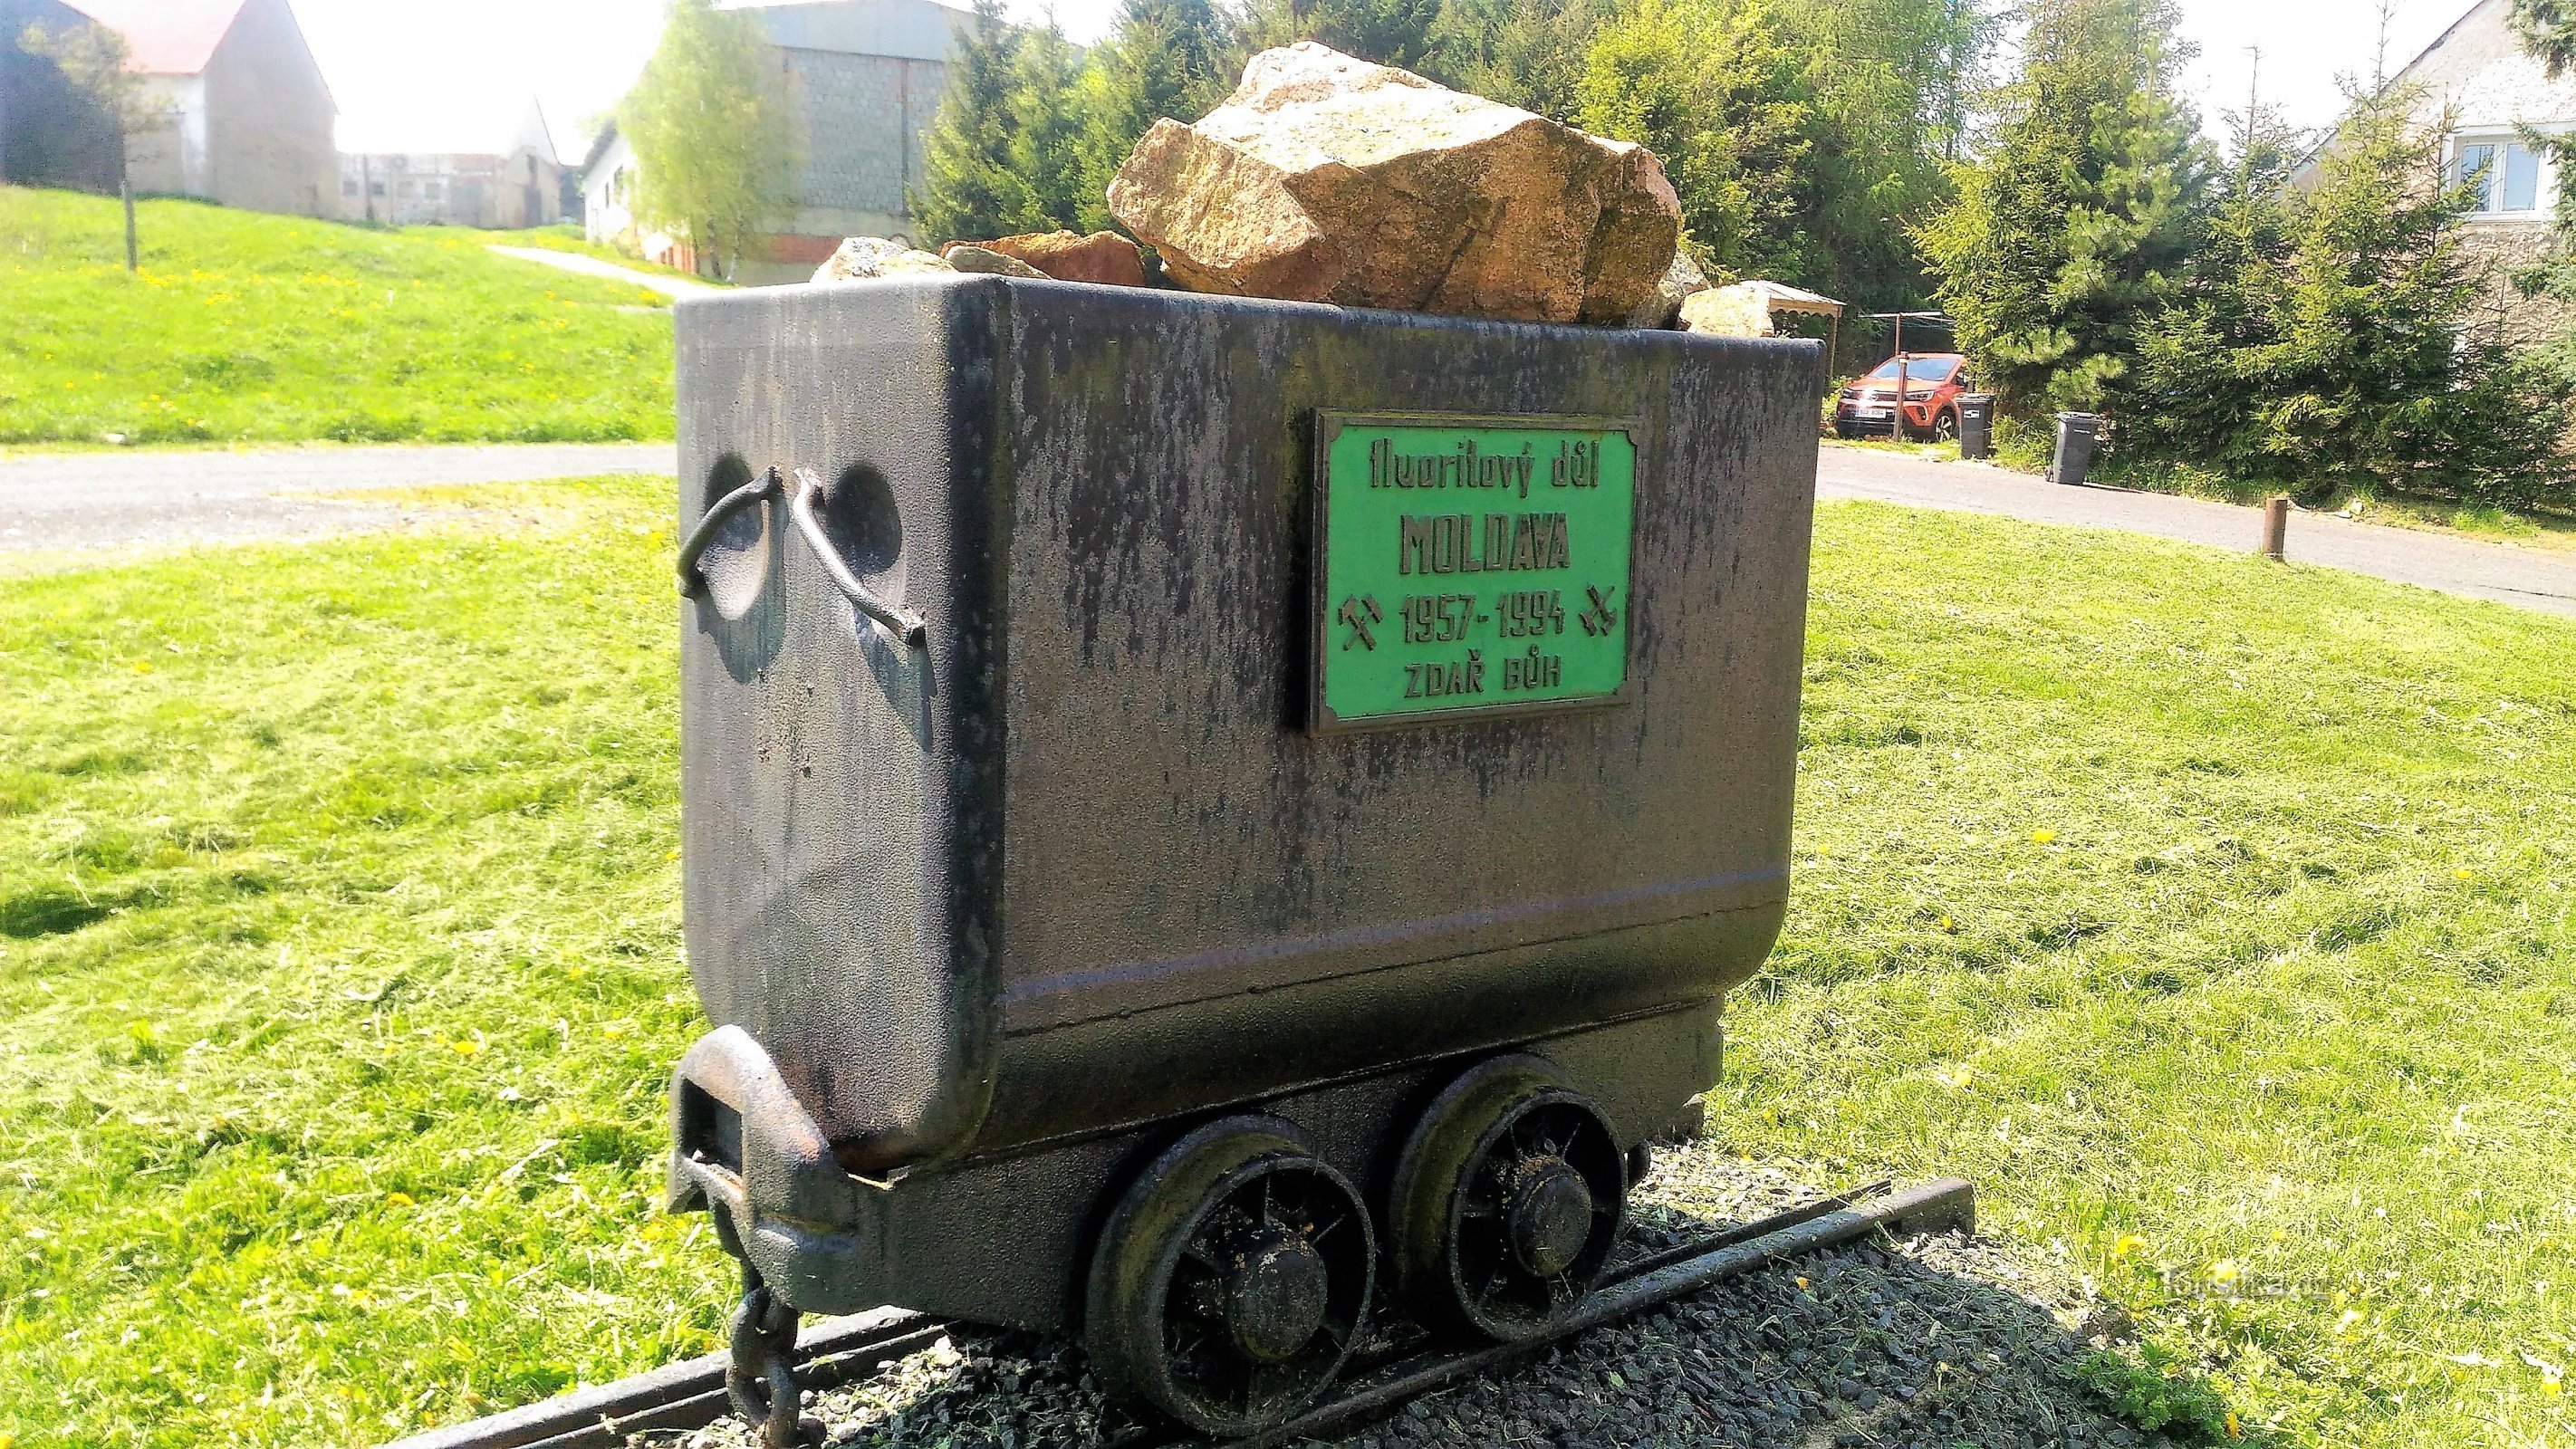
[1679,284,1776,338]
[942,244,1048,278]
[1107,43,1680,324]
[1631,249,1711,329]
[813,236,954,284]
[961,230,1149,287]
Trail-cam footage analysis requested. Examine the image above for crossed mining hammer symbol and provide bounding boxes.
[1338,594,1382,650]
[1579,584,1620,637]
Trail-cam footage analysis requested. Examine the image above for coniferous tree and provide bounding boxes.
[2136,87,2568,504]
[918,4,1092,243]
[1001,20,1091,231]
[621,0,794,280]
[918,0,1029,244]
[1915,0,2207,415]
[1420,0,1612,119]
[1074,0,1241,233]
[1245,0,1445,71]
[2513,0,2576,75]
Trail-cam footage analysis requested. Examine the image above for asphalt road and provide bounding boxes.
[4,440,2571,622]
[1819,445,2576,619]
[0,443,678,555]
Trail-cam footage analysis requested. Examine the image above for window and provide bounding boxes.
[2456,138,2543,214]
[1864,356,1958,383]
[341,178,359,197]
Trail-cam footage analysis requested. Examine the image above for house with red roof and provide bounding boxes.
[0,0,335,217]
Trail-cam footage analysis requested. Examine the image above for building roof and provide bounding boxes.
[724,0,978,64]
[62,0,245,75]
[582,120,624,177]
[1725,280,1846,318]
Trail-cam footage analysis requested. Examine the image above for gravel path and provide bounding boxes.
[643,1154,2178,1449]
[485,245,719,300]
[1820,444,2576,619]
[0,443,676,558]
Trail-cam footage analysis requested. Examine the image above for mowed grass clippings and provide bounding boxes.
[0,476,729,1447]
[1726,507,2576,1445]
[0,186,676,446]
[0,493,2569,1445]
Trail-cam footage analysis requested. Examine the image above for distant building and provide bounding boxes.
[583,0,980,283]
[340,102,564,229]
[579,121,685,269]
[0,0,337,216]
[2361,0,2576,343]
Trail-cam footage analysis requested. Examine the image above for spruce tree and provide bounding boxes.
[1245,0,1446,71]
[2513,0,2576,75]
[917,0,1028,245]
[2137,87,2568,504]
[1423,0,1615,118]
[1915,0,2207,415]
[1074,0,1241,232]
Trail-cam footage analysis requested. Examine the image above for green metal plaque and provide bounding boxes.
[1312,411,1638,732]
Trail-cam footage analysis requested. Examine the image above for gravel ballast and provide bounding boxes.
[640,1154,2191,1449]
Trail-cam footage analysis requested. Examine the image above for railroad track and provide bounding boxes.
[388,1176,1974,1449]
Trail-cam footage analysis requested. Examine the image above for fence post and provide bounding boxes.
[2262,496,2290,562]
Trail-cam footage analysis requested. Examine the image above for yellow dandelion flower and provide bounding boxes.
[2030,828,2057,844]
[2455,868,2475,880]
[2225,1410,2241,1438]
[1938,915,1957,932]
[2112,1233,2147,1258]
[385,1191,416,1207]
[2207,1259,2242,1285]
[450,1038,482,1055]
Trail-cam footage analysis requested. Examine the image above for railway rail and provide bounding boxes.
[387,1176,1975,1449]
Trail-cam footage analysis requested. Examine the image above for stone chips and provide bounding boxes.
[1108,43,1681,325]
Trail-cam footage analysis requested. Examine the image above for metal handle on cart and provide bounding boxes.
[677,465,928,648]
[676,469,781,595]
[783,466,928,646]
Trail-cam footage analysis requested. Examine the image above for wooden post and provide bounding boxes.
[2263,496,2290,561]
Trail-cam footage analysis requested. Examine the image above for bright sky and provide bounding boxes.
[292,0,2470,160]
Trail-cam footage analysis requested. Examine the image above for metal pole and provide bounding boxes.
[1892,314,1908,442]
[2263,496,2289,561]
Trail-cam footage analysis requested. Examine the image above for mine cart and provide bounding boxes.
[666,274,1820,1442]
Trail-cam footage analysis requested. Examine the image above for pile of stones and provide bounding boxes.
[814,42,1735,331]
[645,1155,2195,1449]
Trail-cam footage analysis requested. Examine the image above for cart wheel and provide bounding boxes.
[1389,1057,1627,1342]
[1085,1117,1374,1435]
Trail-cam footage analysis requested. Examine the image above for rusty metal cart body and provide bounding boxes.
[667,274,1820,1438]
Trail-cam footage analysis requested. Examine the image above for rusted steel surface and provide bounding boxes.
[668,274,1819,1331]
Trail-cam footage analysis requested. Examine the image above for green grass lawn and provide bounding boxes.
[0,188,677,446]
[1,489,2571,1446]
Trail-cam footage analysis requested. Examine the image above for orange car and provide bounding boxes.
[1832,352,1972,441]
